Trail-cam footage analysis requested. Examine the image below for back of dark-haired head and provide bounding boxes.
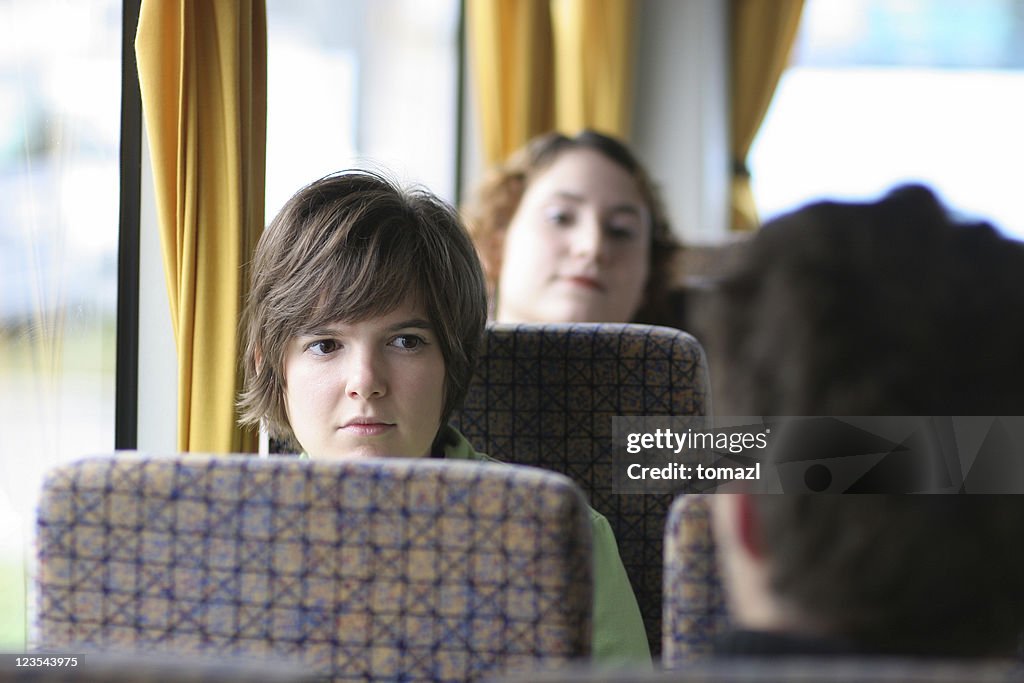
[238,171,488,450]
[700,184,1024,657]
[462,129,681,325]
[704,184,1024,417]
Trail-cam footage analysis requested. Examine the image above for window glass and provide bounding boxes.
[265,0,460,221]
[750,0,1024,239]
[0,0,121,647]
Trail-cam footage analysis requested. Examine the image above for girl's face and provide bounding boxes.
[283,302,446,459]
[495,148,651,323]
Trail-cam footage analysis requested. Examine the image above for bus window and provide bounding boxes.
[0,0,121,648]
[265,0,461,221]
[750,0,1024,240]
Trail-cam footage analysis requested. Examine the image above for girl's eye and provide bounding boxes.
[307,339,340,356]
[607,225,638,241]
[391,334,426,350]
[545,207,574,226]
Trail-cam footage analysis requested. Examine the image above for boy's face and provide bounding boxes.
[282,302,446,459]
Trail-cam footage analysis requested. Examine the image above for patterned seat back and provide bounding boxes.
[662,494,730,665]
[450,323,711,655]
[36,455,593,682]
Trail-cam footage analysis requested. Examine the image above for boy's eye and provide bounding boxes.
[391,334,426,350]
[307,339,340,356]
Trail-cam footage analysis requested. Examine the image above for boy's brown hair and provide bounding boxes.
[238,171,487,450]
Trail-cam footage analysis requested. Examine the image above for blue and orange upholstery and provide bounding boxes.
[35,455,593,682]
[661,494,730,666]
[451,322,711,654]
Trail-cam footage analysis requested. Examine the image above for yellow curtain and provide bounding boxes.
[550,0,634,138]
[466,0,555,165]
[467,0,636,165]
[135,0,266,453]
[730,0,804,231]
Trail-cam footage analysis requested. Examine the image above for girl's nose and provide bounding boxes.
[569,213,606,263]
[344,347,386,399]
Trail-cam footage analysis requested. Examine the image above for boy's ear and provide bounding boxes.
[734,493,766,560]
[714,493,766,561]
[254,346,263,375]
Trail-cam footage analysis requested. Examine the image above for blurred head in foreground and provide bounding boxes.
[699,185,1024,657]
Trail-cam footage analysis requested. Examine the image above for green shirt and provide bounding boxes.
[441,426,652,666]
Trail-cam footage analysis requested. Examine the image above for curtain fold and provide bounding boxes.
[466,0,555,166]
[730,0,804,231]
[550,0,634,139]
[136,0,266,453]
[467,0,636,165]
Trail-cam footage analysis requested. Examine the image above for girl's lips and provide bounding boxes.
[564,275,604,291]
[342,422,394,436]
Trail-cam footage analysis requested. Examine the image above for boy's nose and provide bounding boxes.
[345,348,386,399]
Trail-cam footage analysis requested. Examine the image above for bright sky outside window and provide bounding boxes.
[750,0,1024,240]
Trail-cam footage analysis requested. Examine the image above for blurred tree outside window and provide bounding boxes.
[0,0,121,648]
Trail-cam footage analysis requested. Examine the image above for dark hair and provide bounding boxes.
[462,129,681,325]
[703,184,1024,417]
[238,171,488,450]
[701,184,1024,656]
[755,495,1024,656]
